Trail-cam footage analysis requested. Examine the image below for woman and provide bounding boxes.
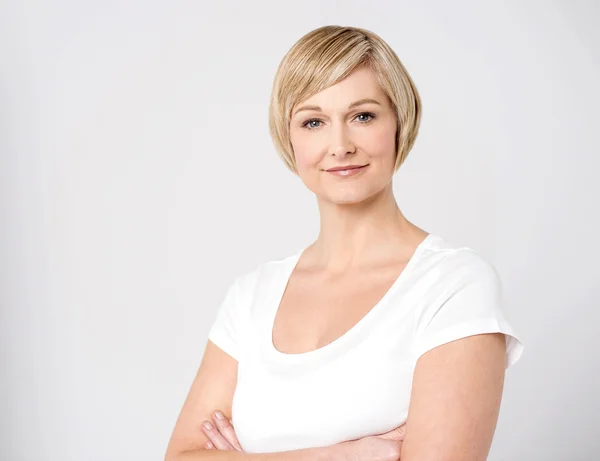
[165,25,524,461]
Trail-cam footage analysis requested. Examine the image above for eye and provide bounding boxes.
[301,119,323,129]
[355,112,375,123]
[300,112,376,130]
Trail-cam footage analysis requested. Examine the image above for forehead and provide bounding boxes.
[294,66,389,112]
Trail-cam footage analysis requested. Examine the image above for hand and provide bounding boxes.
[201,411,243,451]
[374,423,406,443]
[336,424,407,461]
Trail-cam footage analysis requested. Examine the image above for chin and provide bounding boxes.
[320,189,375,205]
[321,177,393,205]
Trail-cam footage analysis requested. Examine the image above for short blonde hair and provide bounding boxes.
[269,25,422,174]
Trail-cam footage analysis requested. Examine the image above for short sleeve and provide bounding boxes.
[208,276,244,361]
[411,250,524,369]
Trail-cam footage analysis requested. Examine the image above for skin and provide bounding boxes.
[165,63,507,461]
[289,63,429,272]
[271,64,429,358]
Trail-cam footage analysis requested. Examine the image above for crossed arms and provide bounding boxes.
[164,332,506,461]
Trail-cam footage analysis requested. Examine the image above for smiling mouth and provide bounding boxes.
[325,164,369,177]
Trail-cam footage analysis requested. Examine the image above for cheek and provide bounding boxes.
[360,123,397,159]
[290,133,322,170]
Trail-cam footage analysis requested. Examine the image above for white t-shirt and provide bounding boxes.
[208,233,524,453]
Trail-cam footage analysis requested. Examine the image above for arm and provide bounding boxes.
[199,407,407,461]
[174,446,339,461]
[164,340,347,461]
[399,333,507,461]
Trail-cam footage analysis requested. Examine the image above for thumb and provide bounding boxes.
[377,424,406,442]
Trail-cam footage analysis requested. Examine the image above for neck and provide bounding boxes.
[310,183,424,272]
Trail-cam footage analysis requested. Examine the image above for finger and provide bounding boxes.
[378,423,407,441]
[397,423,406,439]
[212,411,243,451]
[204,440,214,449]
[201,421,235,451]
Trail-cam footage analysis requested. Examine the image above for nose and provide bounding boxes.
[328,124,356,157]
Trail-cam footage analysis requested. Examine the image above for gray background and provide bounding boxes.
[1,1,598,460]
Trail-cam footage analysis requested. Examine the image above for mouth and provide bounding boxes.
[325,164,369,177]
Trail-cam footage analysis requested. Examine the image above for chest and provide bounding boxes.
[231,258,431,453]
[271,264,409,354]
[232,330,416,453]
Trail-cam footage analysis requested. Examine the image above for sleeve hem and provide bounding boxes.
[411,318,524,370]
[208,331,239,361]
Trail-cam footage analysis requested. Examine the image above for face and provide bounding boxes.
[289,65,398,205]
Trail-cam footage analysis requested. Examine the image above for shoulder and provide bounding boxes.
[422,234,501,286]
[229,247,300,296]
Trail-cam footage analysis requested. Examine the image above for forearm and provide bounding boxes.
[169,444,345,461]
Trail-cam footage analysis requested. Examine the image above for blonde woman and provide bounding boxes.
[165,25,524,461]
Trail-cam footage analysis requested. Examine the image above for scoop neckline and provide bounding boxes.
[263,233,436,364]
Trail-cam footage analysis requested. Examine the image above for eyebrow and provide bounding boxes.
[292,98,382,117]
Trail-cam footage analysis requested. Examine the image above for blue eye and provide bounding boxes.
[301,112,376,129]
[303,119,322,129]
[356,112,375,123]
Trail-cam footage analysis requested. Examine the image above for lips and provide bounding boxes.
[325,165,367,172]
[325,164,369,177]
